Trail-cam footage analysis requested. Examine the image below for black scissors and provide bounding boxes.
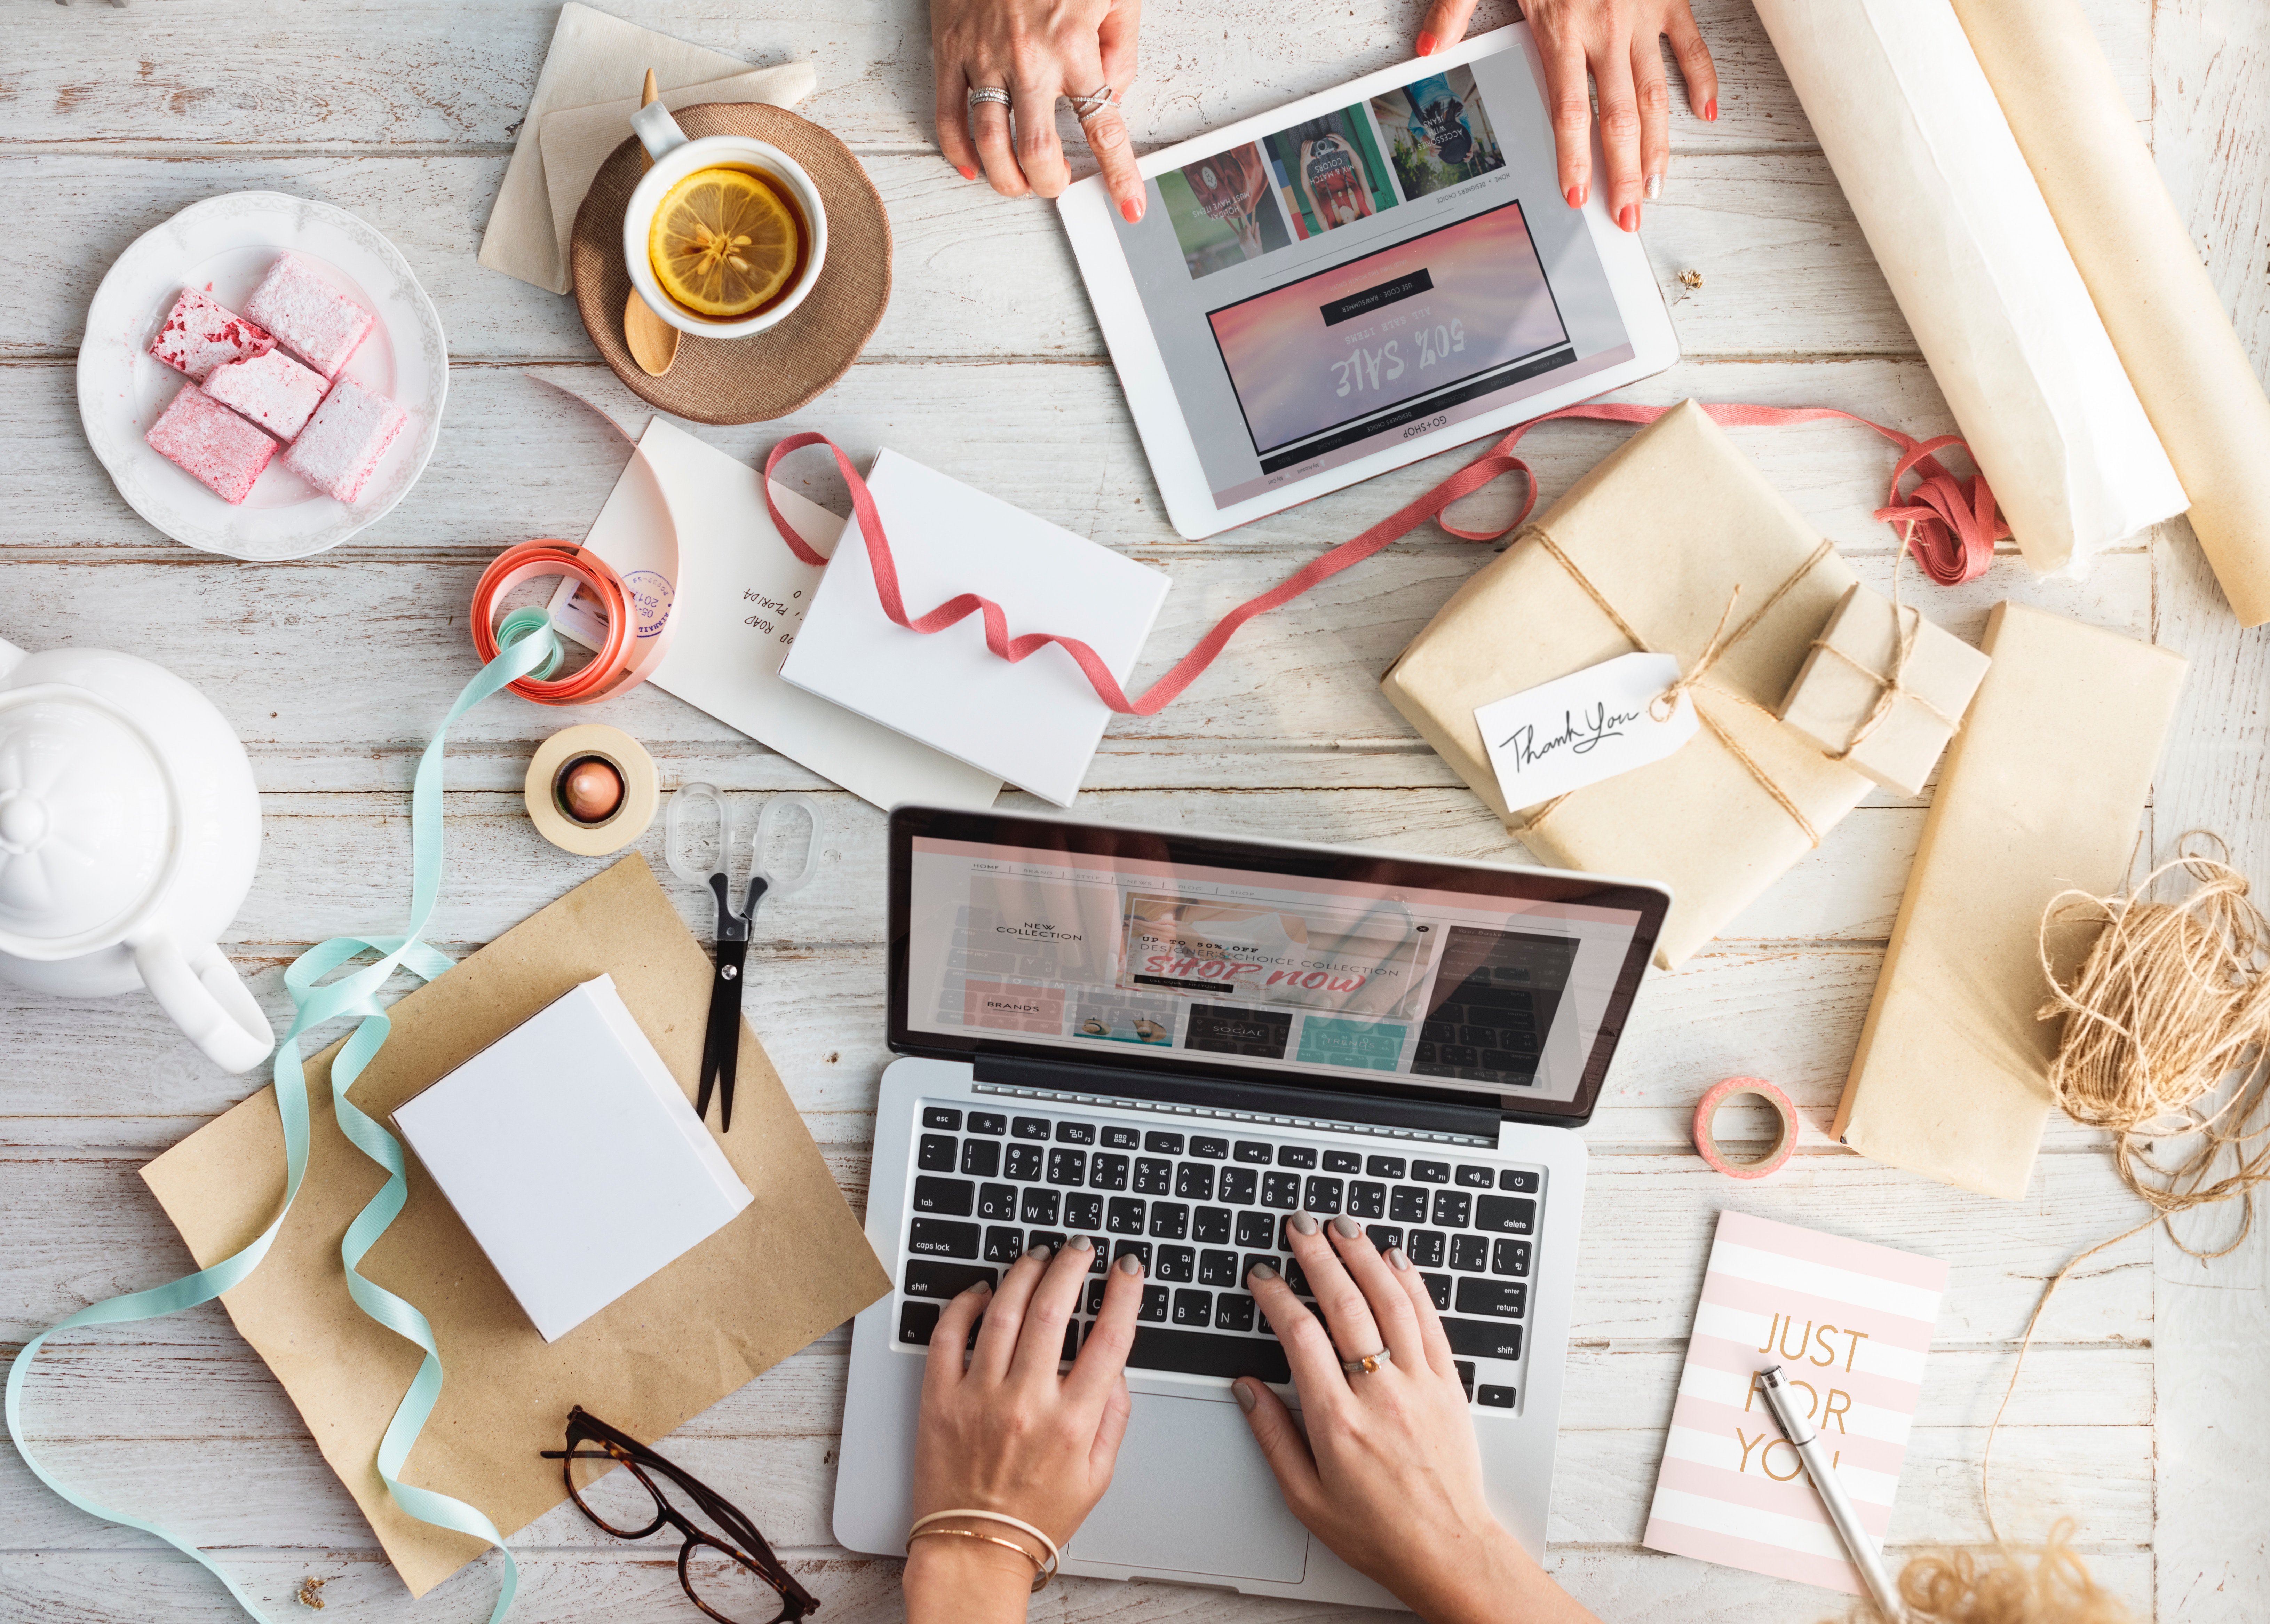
[672,786,822,1134]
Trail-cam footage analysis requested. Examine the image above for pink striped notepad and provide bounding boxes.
[1642,1211,1948,1594]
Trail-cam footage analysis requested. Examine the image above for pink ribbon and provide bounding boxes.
[761,403,2007,720]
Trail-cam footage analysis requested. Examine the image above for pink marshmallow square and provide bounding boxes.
[204,348,328,442]
[148,290,275,382]
[243,253,374,378]
[285,379,406,504]
[146,384,280,504]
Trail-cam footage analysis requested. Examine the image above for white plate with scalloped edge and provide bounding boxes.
[77,191,448,560]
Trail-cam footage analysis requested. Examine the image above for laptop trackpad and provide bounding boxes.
[1070,1393,1310,1582]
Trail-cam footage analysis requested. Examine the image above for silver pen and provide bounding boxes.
[1757,1364,1904,1621]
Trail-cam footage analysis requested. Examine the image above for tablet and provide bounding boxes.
[1060,24,1679,539]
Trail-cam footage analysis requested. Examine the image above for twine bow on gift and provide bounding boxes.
[1804,534,1966,763]
[1516,528,1840,846]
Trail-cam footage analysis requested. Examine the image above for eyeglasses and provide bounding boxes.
[541,1406,819,1623]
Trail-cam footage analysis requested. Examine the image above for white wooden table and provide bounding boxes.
[6,2,2267,1618]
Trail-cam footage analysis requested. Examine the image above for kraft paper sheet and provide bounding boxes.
[1382,399,1873,969]
[141,855,890,1598]
[1950,0,2270,627]
[1833,604,2185,1199]
[1750,0,2187,575]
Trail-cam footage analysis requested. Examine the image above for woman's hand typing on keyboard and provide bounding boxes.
[905,1237,1145,1621]
[1235,1217,1603,1624]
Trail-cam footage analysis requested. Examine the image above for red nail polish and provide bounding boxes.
[1619,204,1639,232]
[1566,184,1585,209]
[957,165,976,180]
[1121,198,1142,223]
[1415,30,1437,55]
[1704,97,1718,122]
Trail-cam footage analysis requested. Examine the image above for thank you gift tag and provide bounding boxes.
[1474,652,1700,808]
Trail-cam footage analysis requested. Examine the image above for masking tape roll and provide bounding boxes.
[523,724,659,856]
[1691,1075,1799,1180]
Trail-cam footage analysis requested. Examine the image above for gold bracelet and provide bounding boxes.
[907,1525,1054,1592]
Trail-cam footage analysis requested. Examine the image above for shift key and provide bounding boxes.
[1440,1317,1523,1361]
[913,1175,975,1216]
[909,1218,981,1258]
[903,1259,998,1299]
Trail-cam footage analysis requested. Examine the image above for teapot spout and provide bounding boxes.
[0,634,23,681]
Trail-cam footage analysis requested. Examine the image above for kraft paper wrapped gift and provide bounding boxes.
[1833,603,2185,1198]
[1381,399,1874,968]
[1776,582,1991,796]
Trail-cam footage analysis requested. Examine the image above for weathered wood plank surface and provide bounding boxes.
[6,0,2263,1616]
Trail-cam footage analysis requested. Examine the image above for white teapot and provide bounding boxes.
[0,632,273,1072]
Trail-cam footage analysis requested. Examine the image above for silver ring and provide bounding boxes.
[967,86,1013,110]
[1069,83,1120,121]
[1340,1346,1392,1377]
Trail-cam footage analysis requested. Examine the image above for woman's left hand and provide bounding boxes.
[904,1238,1145,1621]
[932,0,1149,221]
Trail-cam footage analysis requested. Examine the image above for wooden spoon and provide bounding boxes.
[624,68,681,377]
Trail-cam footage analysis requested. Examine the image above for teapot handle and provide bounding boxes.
[135,934,275,1074]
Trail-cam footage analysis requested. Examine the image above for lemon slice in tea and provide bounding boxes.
[648,168,800,319]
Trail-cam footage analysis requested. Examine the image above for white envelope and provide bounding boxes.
[777,451,1173,806]
[551,419,1002,812]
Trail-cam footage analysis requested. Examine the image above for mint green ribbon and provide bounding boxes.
[6,613,561,1621]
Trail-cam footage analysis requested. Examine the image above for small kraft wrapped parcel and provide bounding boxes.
[1776,582,1991,797]
[1382,399,1873,968]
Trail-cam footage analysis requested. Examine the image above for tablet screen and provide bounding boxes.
[1108,47,1635,510]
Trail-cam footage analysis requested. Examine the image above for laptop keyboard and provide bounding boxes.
[892,1100,1539,1410]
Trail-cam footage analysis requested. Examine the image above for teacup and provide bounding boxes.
[623,103,829,340]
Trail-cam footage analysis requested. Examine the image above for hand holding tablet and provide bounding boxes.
[1059,24,1681,537]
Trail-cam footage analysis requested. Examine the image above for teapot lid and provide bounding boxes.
[0,689,175,953]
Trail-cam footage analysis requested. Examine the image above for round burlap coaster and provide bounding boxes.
[570,103,892,425]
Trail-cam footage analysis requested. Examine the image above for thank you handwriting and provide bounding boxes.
[1474,652,1700,810]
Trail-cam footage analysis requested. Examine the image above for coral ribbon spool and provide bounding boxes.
[469,540,670,706]
[1690,1075,1800,1180]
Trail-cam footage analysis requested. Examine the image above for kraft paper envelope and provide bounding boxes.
[141,855,890,1598]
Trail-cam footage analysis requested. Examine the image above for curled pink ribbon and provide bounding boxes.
[762,402,2007,719]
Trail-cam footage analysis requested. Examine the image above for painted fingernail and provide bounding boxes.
[1029,1243,1053,1262]
[1415,30,1437,55]
[1645,173,1662,200]
[970,1280,993,1297]
[1331,1215,1361,1238]
[1234,1380,1258,1413]
[1118,1253,1144,1275]
[1248,1263,1279,1284]
[1069,1233,1094,1252]
[1704,97,1719,122]
[1120,197,1143,223]
[1619,204,1640,232]
[1290,1212,1320,1236]
[1387,1246,1412,1272]
[956,165,976,180]
[1566,183,1587,209]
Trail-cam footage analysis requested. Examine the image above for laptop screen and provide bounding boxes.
[888,807,1667,1124]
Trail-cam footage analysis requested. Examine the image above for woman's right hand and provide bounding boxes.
[1236,1214,1601,1624]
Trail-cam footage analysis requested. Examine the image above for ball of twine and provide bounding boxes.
[1985,834,2270,1543]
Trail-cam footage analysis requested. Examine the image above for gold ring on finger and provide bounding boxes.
[1339,1346,1392,1377]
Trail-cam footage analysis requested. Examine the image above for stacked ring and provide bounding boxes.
[967,86,1013,109]
[469,540,666,706]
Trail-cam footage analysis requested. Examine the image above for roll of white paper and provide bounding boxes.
[1751,0,2187,574]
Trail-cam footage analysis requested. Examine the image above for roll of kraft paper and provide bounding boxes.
[1949,0,2270,627]
[1750,0,2187,575]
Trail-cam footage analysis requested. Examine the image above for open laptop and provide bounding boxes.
[833,806,1669,1605]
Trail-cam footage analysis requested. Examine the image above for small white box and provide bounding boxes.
[392,974,753,1342]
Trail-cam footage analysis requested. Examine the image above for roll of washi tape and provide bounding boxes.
[523,723,659,856]
[471,541,675,707]
[1691,1075,1800,1180]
